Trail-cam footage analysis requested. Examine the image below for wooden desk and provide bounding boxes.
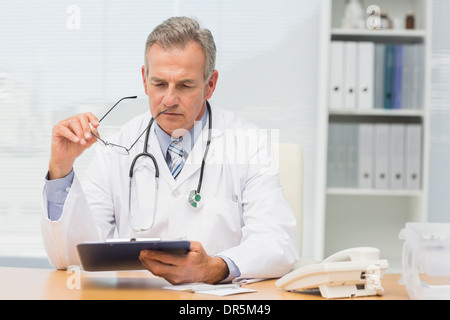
[0,266,409,300]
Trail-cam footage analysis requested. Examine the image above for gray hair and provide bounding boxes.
[144,16,216,82]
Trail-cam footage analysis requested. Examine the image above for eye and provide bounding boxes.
[180,83,196,89]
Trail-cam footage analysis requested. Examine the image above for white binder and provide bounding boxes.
[374,44,385,109]
[405,124,422,190]
[358,42,375,110]
[329,41,345,110]
[327,123,338,187]
[389,124,405,189]
[344,124,358,188]
[343,42,358,110]
[374,124,389,189]
[415,44,424,110]
[335,123,346,187]
[358,123,374,189]
[402,44,412,109]
[411,44,423,110]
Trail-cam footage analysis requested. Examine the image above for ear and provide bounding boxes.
[141,65,149,95]
[204,70,218,100]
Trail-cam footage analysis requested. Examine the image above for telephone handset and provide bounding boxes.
[276,247,389,299]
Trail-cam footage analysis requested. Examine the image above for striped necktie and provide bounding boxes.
[168,139,185,179]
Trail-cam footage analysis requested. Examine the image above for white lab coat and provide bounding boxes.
[41,105,299,280]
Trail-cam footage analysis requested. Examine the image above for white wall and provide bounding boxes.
[428,0,450,222]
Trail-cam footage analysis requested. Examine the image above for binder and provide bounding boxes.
[384,45,395,109]
[411,44,424,110]
[327,123,338,188]
[358,123,374,189]
[374,123,389,189]
[344,124,358,188]
[329,41,345,110]
[392,45,403,109]
[416,44,424,110]
[374,44,385,109]
[389,124,405,189]
[401,44,412,110]
[357,42,375,110]
[335,123,347,187]
[343,42,358,110]
[405,124,422,190]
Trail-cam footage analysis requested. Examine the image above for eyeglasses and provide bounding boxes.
[91,96,143,155]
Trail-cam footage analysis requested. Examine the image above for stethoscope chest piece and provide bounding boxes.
[188,190,203,208]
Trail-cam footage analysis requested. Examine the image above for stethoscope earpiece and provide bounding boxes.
[188,190,202,208]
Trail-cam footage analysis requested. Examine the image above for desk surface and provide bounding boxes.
[0,266,409,300]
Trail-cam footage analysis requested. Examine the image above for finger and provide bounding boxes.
[75,112,100,141]
[188,241,202,252]
[139,255,184,284]
[84,113,101,143]
[90,127,101,143]
[78,115,94,141]
[67,117,87,145]
[139,253,174,273]
[60,117,72,128]
[54,123,80,143]
[140,250,185,266]
[85,112,100,129]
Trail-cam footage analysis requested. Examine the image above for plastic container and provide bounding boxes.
[399,222,450,300]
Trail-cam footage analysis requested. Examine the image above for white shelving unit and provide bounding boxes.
[319,0,431,272]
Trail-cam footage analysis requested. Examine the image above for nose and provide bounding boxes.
[162,85,179,108]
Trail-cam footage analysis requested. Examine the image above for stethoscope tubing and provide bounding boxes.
[129,101,212,196]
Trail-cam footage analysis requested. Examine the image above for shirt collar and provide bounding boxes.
[155,104,209,160]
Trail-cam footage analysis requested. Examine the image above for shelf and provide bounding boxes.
[332,28,426,38]
[320,0,430,264]
[326,188,423,197]
[331,28,426,43]
[329,109,424,117]
[328,109,424,124]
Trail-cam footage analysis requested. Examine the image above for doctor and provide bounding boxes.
[42,16,298,284]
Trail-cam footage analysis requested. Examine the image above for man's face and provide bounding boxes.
[142,41,218,137]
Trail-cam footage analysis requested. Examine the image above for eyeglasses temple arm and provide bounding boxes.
[98,96,137,123]
[139,110,168,153]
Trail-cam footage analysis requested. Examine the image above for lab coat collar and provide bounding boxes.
[139,104,224,188]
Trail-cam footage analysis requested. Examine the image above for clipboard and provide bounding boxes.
[76,238,191,271]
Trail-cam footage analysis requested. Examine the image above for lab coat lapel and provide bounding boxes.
[175,112,223,186]
[146,127,177,188]
[143,107,224,188]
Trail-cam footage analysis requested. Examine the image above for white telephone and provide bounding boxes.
[276,247,389,299]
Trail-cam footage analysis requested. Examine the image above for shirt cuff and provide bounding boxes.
[216,255,241,283]
[44,170,74,221]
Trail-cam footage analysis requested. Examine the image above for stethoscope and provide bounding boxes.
[128,101,212,232]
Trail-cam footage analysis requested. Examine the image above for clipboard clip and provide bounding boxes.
[105,238,161,243]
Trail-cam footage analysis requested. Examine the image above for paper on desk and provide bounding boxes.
[196,287,257,296]
[233,278,264,284]
[162,283,257,296]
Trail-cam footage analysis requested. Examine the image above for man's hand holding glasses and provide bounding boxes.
[48,96,137,180]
